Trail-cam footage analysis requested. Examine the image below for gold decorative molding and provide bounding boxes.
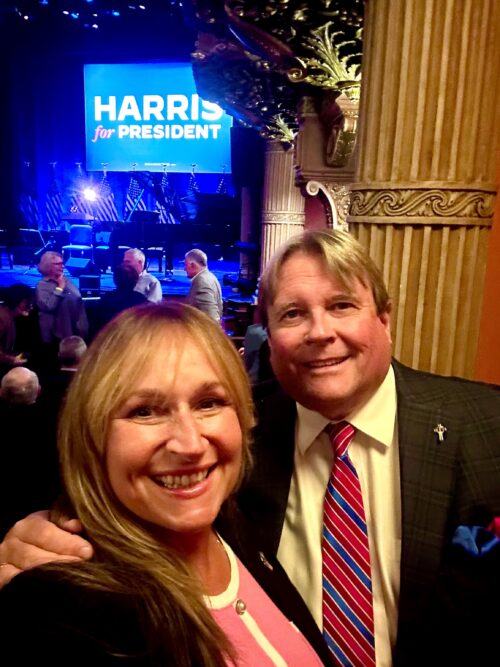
[261,212,305,225]
[288,21,362,98]
[304,180,350,230]
[350,188,495,225]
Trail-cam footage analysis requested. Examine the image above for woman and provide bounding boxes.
[36,250,88,344]
[0,303,331,666]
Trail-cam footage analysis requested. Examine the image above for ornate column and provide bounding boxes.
[260,140,305,269]
[349,0,500,378]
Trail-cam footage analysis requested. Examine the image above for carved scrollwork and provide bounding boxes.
[350,189,495,219]
[288,21,362,98]
[305,180,351,230]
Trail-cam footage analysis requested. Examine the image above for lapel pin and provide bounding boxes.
[433,423,447,443]
[258,552,274,571]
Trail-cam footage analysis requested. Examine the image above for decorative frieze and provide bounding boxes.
[350,187,495,224]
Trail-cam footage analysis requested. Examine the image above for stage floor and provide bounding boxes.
[0,256,254,304]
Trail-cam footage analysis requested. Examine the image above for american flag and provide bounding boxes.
[19,192,40,229]
[187,165,200,195]
[93,172,118,222]
[19,162,40,229]
[45,169,63,229]
[124,174,146,219]
[156,171,174,224]
[216,172,228,195]
[69,164,93,216]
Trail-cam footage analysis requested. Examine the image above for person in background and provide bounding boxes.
[90,262,147,337]
[35,251,88,348]
[123,248,162,303]
[184,248,223,322]
[38,335,87,418]
[0,303,330,667]
[0,283,33,377]
[0,366,39,405]
[0,366,60,538]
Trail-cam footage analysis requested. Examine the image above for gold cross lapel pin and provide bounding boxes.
[433,423,447,444]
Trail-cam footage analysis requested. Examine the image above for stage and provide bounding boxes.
[0,255,253,304]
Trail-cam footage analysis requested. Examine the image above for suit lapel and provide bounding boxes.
[393,361,460,629]
[238,387,297,556]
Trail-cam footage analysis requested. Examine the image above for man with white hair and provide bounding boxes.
[184,248,223,322]
[0,367,39,405]
[123,248,162,303]
[0,367,60,537]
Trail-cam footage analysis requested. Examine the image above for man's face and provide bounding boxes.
[266,252,392,421]
[47,257,64,280]
[124,252,143,275]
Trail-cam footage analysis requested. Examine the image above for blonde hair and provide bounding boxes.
[54,302,254,665]
[259,229,390,328]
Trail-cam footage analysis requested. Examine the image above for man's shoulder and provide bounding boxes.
[393,359,500,400]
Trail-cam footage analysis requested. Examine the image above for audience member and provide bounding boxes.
[241,307,274,386]
[90,262,147,337]
[0,283,33,376]
[0,303,330,666]
[58,335,87,371]
[38,336,87,417]
[35,251,88,350]
[123,248,162,303]
[0,366,39,404]
[3,230,500,665]
[184,248,223,322]
[0,367,60,538]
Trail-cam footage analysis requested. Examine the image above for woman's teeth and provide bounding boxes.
[154,469,209,490]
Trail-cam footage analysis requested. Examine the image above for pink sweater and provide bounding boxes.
[206,540,323,666]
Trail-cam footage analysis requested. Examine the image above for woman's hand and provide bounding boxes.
[0,511,93,588]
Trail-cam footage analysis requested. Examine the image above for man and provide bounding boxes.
[38,335,87,415]
[36,251,88,344]
[0,366,40,405]
[184,248,223,321]
[1,230,500,665]
[0,367,60,537]
[123,248,162,303]
[91,262,146,337]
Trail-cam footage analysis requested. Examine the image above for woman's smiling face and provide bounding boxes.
[106,338,243,545]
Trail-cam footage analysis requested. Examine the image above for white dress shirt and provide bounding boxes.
[277,366,401,667]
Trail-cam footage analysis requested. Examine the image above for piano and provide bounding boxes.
[109,172,241,274]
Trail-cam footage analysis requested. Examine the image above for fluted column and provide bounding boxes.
[260,140,305,269]
[348,0,500,378]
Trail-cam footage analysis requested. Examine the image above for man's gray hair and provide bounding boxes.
[38,251,63,277]
[58,335,87,367]
[185,248,208,267]
[125,248,146,265]
[1,367,40,405]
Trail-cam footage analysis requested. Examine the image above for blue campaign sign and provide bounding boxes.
[84,63,232,173]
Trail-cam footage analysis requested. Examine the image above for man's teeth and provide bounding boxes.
[307,358,346,368]
[155,470,209,490]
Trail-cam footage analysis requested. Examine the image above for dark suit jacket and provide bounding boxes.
[238,360,500,666]
[0,513,332,666]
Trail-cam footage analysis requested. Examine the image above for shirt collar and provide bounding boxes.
[296,365,397,455]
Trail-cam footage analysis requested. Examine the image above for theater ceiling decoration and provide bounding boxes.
[184,0,364,166]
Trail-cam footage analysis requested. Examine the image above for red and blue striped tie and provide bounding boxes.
[322,421,376,666]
